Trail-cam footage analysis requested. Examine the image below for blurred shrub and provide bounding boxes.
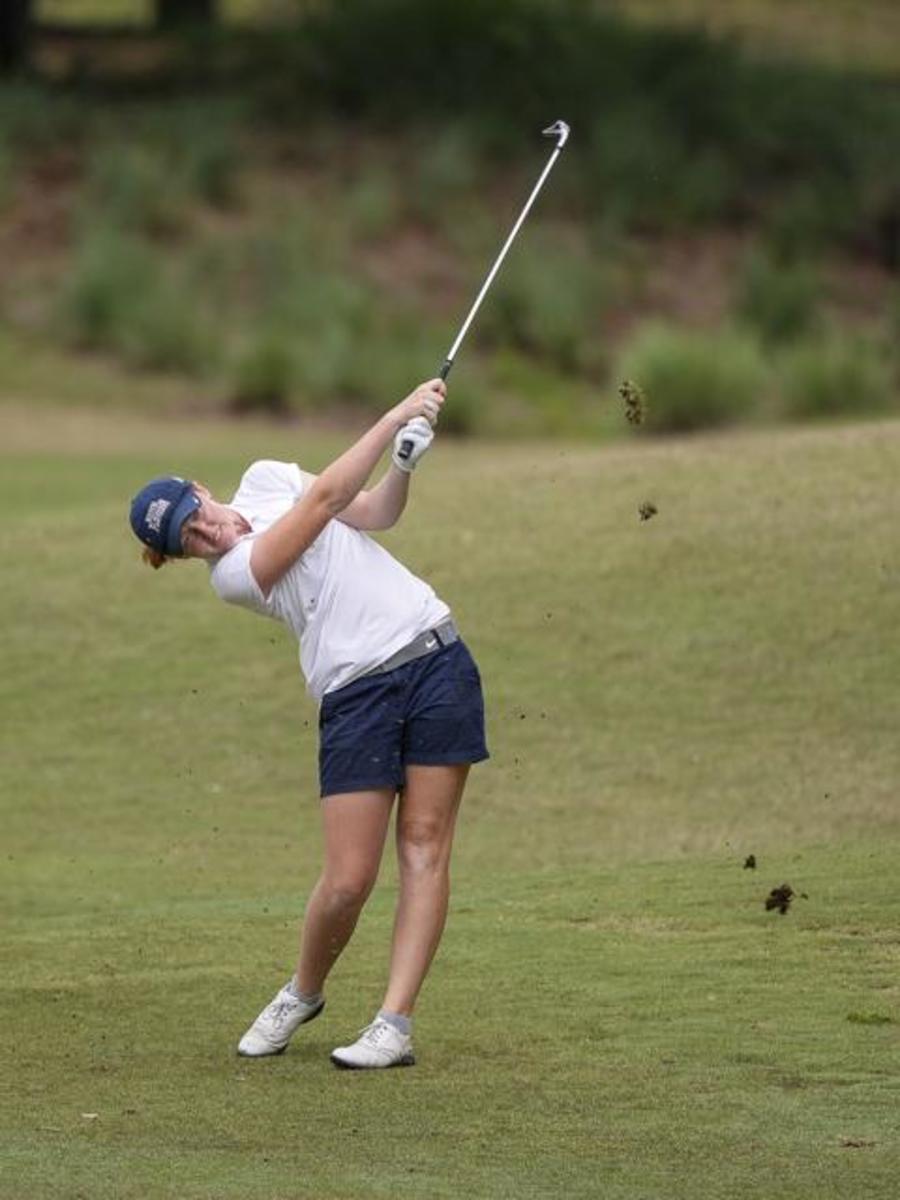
[436,383,479,436]
[318,308,449,410]
[276,270,374,402]
[888,288,900,368]
[776,336,893,420]
[278,0,900,250]
[180,124,241,209]
[486,349,599,437]
[116,281,217,376]
[115,99,245,210]
[58,228,217,374]
[584,108,737,231]
[407,125,480,226]
[81,103,242,240]
[764,185,834,259]
[58,230,160,350]
[478,227,607,374]
[229,332,296,415]
[5,7,900,255]
[84,144,189,238]
[618,324,767,433]
[0,83,87,152]
[344,168,400,240]
[736,249,820,345]
[0,138,12,214]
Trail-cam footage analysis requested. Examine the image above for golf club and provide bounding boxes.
[398,119,570,460]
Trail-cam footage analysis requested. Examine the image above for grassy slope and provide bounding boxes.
[2,405,899,1198]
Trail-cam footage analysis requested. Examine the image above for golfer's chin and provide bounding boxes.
[189,536,239,562]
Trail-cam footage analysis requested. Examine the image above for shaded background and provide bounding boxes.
[1,0,898,438]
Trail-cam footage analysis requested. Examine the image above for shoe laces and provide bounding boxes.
[264,996,296,1029]
[360,1019,393,1047]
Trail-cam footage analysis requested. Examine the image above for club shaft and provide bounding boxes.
[397,123,568,461]
[442,143,565,379]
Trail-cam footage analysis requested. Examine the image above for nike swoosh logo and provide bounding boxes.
[425,638,437,649]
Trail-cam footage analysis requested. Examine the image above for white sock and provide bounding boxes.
[287,978,322,1006]
[378,1009,411,1036]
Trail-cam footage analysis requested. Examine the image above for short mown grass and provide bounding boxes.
[2,404,900,1198]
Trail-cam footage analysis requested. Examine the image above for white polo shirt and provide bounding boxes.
[208,460,450,701]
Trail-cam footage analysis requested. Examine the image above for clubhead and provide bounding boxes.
[542,120,570,149]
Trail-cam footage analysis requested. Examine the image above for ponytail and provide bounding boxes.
[142,546,168,570]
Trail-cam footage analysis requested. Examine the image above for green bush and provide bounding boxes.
[478,227,607,374]
[407,124,480,227]
[229,333,296,415]
[58,228,217,374]
[116,281,217,376]
[436,382,479,436]
[0,83,88,153]
[776,336,894,420]
[763,185,835,259]
[304,308,443,410]
[343,168,400,240]
[284,0,900,252]
[887,286,900,355]
[83,144,188,238]
[180,125,241,210]
[736,249,821,345]
[57,231,160,350]
[0,137,12,214]
[108,99,246,209]
[618,324,768,433]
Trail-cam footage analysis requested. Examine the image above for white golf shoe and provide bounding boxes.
[237,984,324,1057]
[330,1017,415,1070]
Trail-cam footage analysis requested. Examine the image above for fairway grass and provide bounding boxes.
[2,407,899,1198]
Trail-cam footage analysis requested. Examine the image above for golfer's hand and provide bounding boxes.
[391,379,446,429]
[392,416,434,473]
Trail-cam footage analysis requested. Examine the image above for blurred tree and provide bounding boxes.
[156,0,217,28]
[0,0,31,74]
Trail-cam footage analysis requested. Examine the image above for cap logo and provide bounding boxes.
[145,498,171,533]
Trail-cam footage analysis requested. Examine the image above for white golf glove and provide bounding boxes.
[392,416,434,473]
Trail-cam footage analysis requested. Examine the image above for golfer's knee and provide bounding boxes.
[321,868,377,911]
[397,819,447,876]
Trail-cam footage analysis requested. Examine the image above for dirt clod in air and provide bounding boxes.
[619,379,647,426]
[765,883,795,914]
[638,501,657,522]
[743,855,756,870]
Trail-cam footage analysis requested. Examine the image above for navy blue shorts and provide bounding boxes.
[318,639,489,797]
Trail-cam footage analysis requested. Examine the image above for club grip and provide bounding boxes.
[397,359,453,460]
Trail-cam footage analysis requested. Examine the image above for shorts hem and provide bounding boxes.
[320,776,403,799]
[403,750,490,767]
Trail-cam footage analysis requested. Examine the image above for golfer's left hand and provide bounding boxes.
[392,417,434,473]
[392,379,446,429]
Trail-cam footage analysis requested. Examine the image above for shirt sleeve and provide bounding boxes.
[209,460,307,616]
[208,538,270,614]
[232,459,304,507]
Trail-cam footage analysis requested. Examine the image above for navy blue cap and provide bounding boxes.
[130,477,201,558]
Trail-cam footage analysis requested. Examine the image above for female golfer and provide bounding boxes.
[128,379,488,1069]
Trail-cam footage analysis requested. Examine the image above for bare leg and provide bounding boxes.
[295,788,395,995]
[382,764,469,1016]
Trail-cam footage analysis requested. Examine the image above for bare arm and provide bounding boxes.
[337,464,412,532]
[249,381,444,595]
